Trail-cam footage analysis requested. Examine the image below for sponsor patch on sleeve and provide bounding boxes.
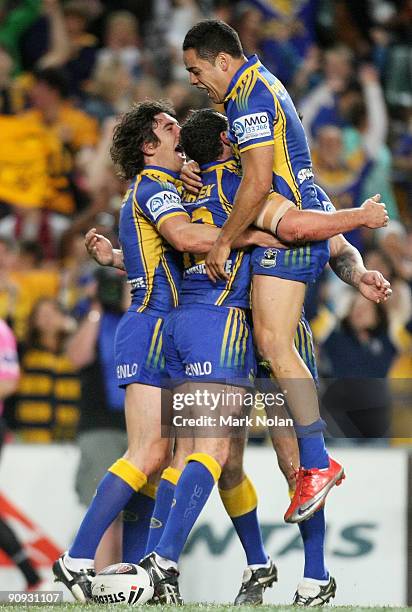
[232,112,272,145]
[297,167,314,184]
[146,190,185,221]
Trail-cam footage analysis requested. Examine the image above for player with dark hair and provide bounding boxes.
[181,21,388,529]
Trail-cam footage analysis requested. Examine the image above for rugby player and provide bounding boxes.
[137,109,390,605]
[172,108,391,606]
[181,21,389,523]
[53,100,278,603]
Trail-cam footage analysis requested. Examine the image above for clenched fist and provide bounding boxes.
[360,194,389,229]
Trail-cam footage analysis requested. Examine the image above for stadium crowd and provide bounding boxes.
[0,0,410,447]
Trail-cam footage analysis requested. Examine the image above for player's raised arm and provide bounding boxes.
[259,194,389,244]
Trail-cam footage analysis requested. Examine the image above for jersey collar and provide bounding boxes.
[142,165,181,186]
[199,157,236,173]
[224,54,261,105]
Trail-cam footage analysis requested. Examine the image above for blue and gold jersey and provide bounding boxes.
[180,158,250,308]
[224,54,321,211]
[119,165,189,315]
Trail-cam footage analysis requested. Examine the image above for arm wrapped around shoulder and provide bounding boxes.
[254,192,295,236]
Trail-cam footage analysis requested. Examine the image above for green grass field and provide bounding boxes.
[0,605,411,611]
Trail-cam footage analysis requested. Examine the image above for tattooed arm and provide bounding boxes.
[329,234,392,303]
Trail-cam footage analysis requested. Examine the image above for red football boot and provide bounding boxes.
[284,457,345,524]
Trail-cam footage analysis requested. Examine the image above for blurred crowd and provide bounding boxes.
[0,0,410,447]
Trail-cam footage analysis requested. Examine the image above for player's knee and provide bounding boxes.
[126,439,170,476]
[255,327,293,362]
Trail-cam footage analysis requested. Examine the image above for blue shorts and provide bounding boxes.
[114,310,168,389]
[256,316,318,384]
[162,304,256,387]
[251,241,330,283]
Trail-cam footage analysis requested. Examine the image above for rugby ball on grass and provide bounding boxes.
[91,563,153,605]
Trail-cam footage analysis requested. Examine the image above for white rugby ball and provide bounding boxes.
[91,563,154,605]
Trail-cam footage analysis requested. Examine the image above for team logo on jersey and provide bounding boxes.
[297,167,314,184]
[147,190,183,221]
[233,112,271,145]
[260,248,280,268]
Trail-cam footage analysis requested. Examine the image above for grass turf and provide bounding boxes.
[0,605,410,611]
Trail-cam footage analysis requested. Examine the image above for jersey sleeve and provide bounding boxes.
[315,185,337,213]
[136,181,190,229]
[227,79,276,153]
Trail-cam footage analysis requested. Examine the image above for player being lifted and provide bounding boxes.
[137,108,390,606]
[182,20,389,522]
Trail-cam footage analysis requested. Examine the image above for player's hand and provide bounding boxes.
[85,228,114,266]
[358,270,392,304]
[205,239,231,282]
[180,160,202,194]
[360,194,389,228]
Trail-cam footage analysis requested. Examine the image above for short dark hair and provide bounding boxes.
[180,109,228,166]
[33,67,70,98]
[110,100,175,180]
[183,20,243,62]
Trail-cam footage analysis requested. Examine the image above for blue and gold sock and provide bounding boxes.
[69,458,147,560]
[122,482,157,563]
[295,419,329,469]
[299,506,328,580]
[219,475,268,566]
[145,467,181,555]
[154,453,221,563]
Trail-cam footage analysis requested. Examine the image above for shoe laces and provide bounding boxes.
[297,467,318,498]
